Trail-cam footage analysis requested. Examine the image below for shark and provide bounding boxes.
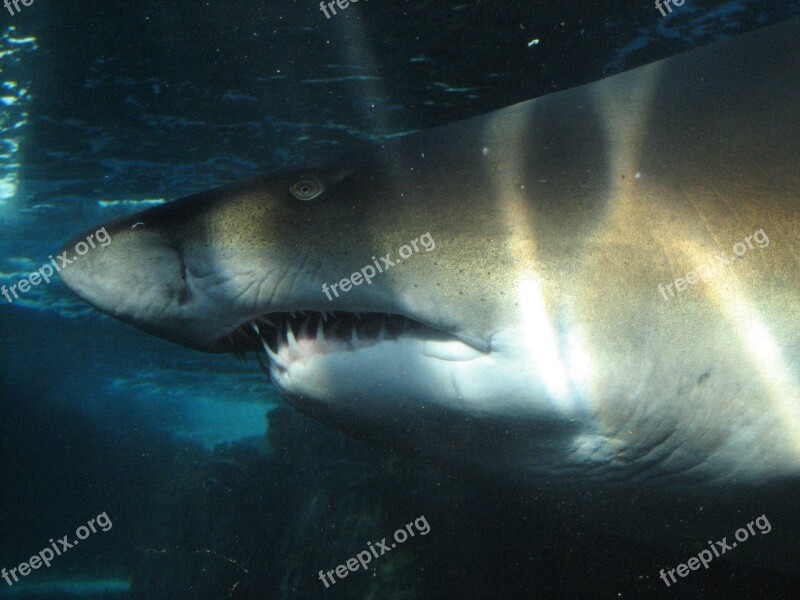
[59,15,800,537]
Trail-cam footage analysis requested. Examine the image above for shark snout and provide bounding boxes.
[59,219,193,340]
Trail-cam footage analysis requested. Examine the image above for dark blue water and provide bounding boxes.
[3,1,800,598]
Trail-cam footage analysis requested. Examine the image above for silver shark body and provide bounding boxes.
[60,19,800,507]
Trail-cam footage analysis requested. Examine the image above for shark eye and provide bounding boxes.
[289,177,324,201]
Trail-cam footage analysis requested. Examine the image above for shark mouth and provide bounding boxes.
[223,311,478,374]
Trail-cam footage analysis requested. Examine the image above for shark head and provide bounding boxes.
[58,146,570,461]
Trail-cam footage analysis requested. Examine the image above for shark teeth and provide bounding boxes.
[232,311,413,370]
[262,336,283,368]
[286,320,299,351]
[249,321,286,369]
[316,318,325,343]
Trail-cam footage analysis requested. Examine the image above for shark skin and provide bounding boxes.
[59,18,800,569]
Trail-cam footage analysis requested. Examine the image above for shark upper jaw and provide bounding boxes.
[173,253,492,399]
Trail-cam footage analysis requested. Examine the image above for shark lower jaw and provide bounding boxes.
[223,310,590,474]
[221,310,486,396]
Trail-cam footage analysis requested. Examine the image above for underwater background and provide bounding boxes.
[2,1,800,598]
